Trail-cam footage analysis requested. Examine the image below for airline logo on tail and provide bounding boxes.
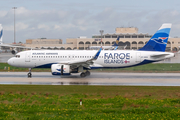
[151,37,168,44]
[115,37,119,45]
[113,36,120,46]
[139,23,171,52]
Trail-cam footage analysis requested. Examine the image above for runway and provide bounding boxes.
[1,72,180,86]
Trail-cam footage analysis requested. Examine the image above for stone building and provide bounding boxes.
[25,27,180,52]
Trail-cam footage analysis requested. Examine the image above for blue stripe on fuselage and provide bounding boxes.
[33,60,157,69]
[34,63,57,68]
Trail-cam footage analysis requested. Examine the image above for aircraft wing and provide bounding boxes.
[0,44,31,49]
[57,48,102,67]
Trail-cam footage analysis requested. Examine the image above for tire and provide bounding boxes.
[28,73,32,78]
[80,72,86,77]
[85,71,90,76]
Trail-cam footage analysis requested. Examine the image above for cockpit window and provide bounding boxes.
[16,55,20,58]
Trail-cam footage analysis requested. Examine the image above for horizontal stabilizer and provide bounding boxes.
[150,54,170,59]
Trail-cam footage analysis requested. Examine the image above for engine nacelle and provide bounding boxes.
[11,49,17,55]
[51,64,71,75]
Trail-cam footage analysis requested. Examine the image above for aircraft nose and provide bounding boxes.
[7,58,13,66]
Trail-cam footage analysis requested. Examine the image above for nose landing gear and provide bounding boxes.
[27,68,32,78]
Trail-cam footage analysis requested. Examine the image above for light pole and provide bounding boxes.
[12,7,17,44]
[99,30,104,48]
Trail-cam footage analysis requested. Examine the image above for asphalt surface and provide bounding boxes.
[1,72,180,86]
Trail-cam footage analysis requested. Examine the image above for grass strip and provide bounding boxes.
[0,85,180,119]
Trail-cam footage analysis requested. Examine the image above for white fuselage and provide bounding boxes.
[8,50,174,69]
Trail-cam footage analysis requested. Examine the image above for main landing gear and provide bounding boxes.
[27,68,32,78]
[80,71,90,78]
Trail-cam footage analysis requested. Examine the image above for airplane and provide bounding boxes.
[7,23,174,78]
[0,24,5,53]
[89,36,120,50]
[0,24,31,54]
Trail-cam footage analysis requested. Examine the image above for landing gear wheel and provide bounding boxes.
[27,68,32,78]
[80,72,86,78]
[85,71,90,76]
[28,73,32,78]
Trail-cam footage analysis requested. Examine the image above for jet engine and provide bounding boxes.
[51,64,71,75]
[11,49,17,55]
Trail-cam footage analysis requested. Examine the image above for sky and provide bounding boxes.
[0,0,180,43]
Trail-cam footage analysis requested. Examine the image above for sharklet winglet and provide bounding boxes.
[93,48,102,60]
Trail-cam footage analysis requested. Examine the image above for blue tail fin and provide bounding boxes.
[0,24,2,45]
[112,36,120,46]
[139,23,172,52]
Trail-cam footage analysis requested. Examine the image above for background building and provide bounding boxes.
[25,27,180,52]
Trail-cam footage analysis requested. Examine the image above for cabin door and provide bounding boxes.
[25,52,31,62]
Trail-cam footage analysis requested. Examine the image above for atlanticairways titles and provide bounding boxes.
[32,53,58,55]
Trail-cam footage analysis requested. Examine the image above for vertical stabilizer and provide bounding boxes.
[139,23,172,52]
[112,36,120,46]
[0,24,3,45]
